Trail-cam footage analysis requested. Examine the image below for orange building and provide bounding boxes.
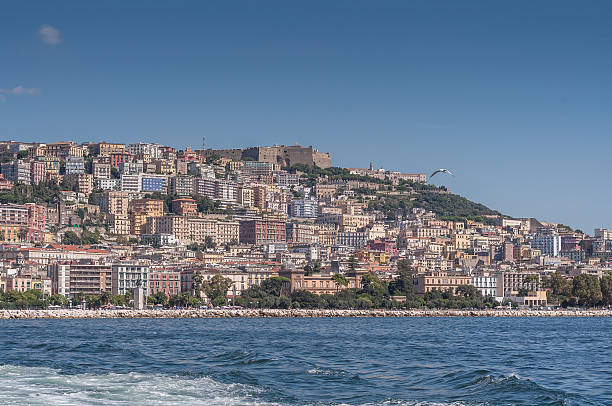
[172,198,197,216]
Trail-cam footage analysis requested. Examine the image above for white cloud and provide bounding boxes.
[0,86,40,95]
[0,86,40,103]
[39,24,62,45]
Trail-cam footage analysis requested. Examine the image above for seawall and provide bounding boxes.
[1,308,611,319]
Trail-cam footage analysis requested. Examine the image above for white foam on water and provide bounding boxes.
[0,364,277,406]
[0,365,483,406]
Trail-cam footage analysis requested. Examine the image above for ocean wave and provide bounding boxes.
[0,364,489,406]
[466,372,589,406]
[0,364,278,406]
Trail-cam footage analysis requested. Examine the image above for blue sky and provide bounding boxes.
[1,1,611,232]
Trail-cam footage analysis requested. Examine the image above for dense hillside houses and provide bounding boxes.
[0,139,611,309]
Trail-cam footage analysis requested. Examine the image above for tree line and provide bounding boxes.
[544,272,612,307]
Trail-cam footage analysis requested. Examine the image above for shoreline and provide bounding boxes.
[1,308,611,319]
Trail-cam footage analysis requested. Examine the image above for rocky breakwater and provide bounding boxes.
[1,308,612,319]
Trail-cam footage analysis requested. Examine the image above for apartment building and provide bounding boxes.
[289,197,318,218]
[239,219,287,245]
[96,142,126,157]
[100,191,130,215]
[0,203,46,243]
[65,156,85,175]
[111,263,149,295]
[149,269,181,297]
[92,161,111,179]
[50,262,112,297]
[172,198,197,216]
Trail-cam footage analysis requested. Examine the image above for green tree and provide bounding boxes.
[100,290,112,306]
[331,273,349,293]
[572,274,602,307]
[201,274,233,303]
[290,290,322,309]
[260,276,291,297]
[455,284,483,300]
[543,272,573,305]
[47,294,69,307]
[204,236,216,249]
[62,230,81,245]
[212,296,227,307]
[361,272,382,293]
[149,291,169,307]
[545,272,573,297]
[87,294,102,309]
[389,260,415,295]
[192,270,204,299]
[110,294,127,307]
[600,275,612,306]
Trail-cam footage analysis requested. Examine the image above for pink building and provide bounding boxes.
[367,239,397,254]
[30,161,46,185]
[149,270,181,297]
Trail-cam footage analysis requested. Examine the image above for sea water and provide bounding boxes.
[0,317,610,405]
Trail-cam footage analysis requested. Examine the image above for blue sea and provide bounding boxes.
[0,317,610,405]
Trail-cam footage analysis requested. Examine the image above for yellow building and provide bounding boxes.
[155,159,176,175]
[129,199,164,235]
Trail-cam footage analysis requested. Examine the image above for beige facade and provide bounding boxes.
[236,186,253,208]
[216,220,239,245]
[413,272,472,295]
[110,214,130,235]
[453,232,471,250]
[101,191,130,215]
[64,174,94,195]
[97,142,126,157]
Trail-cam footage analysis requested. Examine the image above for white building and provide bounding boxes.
[121,174,141,192]
[472,274,501,299]
[594,228,612,241]
[96,178,121,190]
[289,196,318,218]
[531,232,562,257]
[111,263,150,296]
[119,161,144,176]
[127,143,162,159]
[65,156,85,175]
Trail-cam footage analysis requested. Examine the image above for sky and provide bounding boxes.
[1,1,611,232]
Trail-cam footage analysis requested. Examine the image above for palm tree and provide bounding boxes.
[332,273,349,293]
[17,228,28,242]
[192,270,204,302]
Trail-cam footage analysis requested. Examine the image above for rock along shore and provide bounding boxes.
[1,308,611,319]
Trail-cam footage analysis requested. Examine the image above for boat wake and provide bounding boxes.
[0,364,275,406]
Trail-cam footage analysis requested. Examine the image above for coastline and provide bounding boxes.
[1,308,611,319]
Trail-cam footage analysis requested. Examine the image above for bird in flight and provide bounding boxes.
[430,169,454,179]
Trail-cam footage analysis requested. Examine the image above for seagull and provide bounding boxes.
[430,169,454,179]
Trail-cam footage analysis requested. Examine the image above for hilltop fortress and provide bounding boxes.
[202,144,332,168]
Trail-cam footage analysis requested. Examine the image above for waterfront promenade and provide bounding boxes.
[1,308,611,319]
